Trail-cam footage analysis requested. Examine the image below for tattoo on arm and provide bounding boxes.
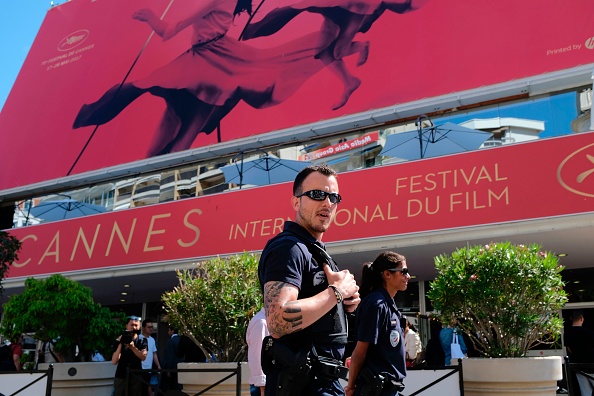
[264,281,304,336]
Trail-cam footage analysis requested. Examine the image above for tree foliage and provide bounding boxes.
[162,252,262,362]
[0,274,126,361]
[427,242,568,358]
[0,231,22,295]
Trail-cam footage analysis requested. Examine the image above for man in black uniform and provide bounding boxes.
[259,165,360,396]
[111,315,148,396]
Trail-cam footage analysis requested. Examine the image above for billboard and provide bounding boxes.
[1,0,593,191]
[6,131,594,279]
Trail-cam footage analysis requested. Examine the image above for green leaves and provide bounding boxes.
[0,274,125,360]
[162,252,262,362]
[427,242,567,358]
[0,231,22,295]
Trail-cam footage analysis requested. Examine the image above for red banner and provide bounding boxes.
[298,132,379,161]
[1,0,593,190]
[6,132,594,278]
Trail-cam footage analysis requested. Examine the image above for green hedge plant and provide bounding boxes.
[0,274,126,361]
[427,242,568,358]
[162,252,262,362]
[0,231,22,295]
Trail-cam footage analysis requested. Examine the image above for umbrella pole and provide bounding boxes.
[239,151,244,189]
[417,125,424,159]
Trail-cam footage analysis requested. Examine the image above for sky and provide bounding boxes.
[0,0,52,112]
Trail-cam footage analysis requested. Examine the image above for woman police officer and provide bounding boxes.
[345,252,411,396]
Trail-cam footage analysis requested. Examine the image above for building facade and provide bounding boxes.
[1,0,594,352]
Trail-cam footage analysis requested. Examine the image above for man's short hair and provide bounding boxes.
[293,164,337,196]
[142,319,153,328]
[168,325,178,334]
[571,310,584,322]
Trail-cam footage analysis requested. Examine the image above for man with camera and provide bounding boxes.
[112,316,148,396]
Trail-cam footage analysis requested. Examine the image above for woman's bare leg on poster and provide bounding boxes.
[316,12,370,110]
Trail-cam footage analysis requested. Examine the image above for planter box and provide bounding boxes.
[178,362,250,396]
[461,356,562,396]
[38,361,116,396]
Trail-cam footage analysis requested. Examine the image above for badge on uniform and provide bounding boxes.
[390,329,400,347]
[313,271,325,286]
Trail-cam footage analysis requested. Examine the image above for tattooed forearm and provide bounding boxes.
[264,281,304,337]
[282,303,303,329]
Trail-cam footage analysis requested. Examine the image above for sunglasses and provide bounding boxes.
[128,316,142,321]
[296,190,342,204]
[388,267,410,276]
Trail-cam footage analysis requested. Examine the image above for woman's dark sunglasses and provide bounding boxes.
[296,190,342,204]
[388,267,410,276]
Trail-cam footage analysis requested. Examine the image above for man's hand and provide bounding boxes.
[323,263,360,312]
[323,263,358,298]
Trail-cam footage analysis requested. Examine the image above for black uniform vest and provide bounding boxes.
[261,229,348,350]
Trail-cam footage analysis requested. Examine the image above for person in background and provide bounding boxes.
[422,319,445,367]
[345,252,410,396]
[112,316,148,396]
[0,335,23,371]
[177,334,208,363]
[439,324,467,365]
[41,339,63,364]
[161,326,182,392]
[140,319,161,396]
[246,307,269,396]
[564,309,594,396]
[401,317,422,368]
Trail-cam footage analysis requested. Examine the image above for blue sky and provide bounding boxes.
[0,0,51,111]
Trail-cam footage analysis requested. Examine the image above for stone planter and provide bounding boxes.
[460,356,563,396]
[178,362,250,395]
[38,361,116,396]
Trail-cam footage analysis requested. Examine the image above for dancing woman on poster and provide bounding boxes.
[243,0,427,110]
[73,0,324,156]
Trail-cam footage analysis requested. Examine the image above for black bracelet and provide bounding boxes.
[328,285,344,304]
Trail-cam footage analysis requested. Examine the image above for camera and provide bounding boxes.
[120,330,135,345]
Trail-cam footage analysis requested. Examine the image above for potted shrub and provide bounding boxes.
[162,252,262,395]
[426,242,568,395]
[0,274,126,396]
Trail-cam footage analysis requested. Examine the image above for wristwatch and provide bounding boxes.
[328,285,344,304]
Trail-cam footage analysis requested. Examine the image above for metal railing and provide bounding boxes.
[564,356,594,396]
[404,359,464,396]
[126,362,242,396]
[0,365,54,396]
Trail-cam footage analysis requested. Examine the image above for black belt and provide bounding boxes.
[191,34,224,49]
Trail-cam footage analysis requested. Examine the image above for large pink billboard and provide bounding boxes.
[1,0,593,191]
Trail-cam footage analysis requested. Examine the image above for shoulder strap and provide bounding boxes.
[48,342,60,362]
[282,228,340,270]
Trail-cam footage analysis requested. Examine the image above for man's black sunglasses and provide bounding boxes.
[296,190,342,204]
